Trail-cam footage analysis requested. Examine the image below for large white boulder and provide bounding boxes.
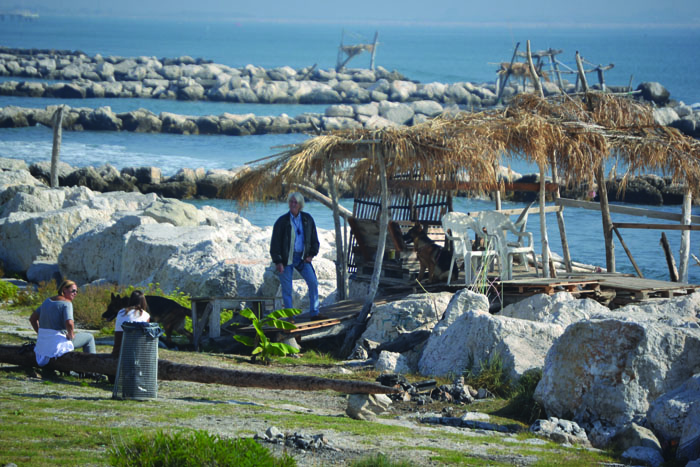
[647,373,700,443]
[0,169,42,192]
[0,204,111,272]
[59,214,158,285]
[534,313,700,437]
[418,306,564,379]
[359,292,454,344]
[500,291,611,328]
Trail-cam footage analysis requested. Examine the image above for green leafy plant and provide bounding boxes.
[108,429,296,467]
[463,352,514,398]
[0,280,19,302]
[234,308,301,364]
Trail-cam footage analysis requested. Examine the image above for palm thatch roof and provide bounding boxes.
[222,92,700,205]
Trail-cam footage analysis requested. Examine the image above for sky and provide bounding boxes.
[2,0,700,26]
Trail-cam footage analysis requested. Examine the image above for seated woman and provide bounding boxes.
[29,279,96,367]
[112,290,150,357]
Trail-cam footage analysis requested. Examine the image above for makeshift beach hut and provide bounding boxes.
[223,66,700,354]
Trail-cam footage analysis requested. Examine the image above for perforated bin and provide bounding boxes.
[112,322,163,400]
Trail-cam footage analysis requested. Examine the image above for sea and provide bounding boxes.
[1,16,700,283]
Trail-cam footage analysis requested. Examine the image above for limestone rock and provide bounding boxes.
[346,393,392,421]
[621,446,664,467]
[360,292,453,345]
[530,417,591,446]
[418,306,563,379]
[647,373,700,442]
[500,291,610,328]
[535,313,700,437]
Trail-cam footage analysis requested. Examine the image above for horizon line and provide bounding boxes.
[25,13,700,29]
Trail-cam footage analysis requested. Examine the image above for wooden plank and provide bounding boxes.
[613,223,700,231]
[557,198,700,224]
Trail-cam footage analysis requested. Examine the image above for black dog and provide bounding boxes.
[102,293,192,345]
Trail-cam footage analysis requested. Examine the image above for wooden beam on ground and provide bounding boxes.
[556,198,700,224]
[0,345,397,394]
[613,223,700,231]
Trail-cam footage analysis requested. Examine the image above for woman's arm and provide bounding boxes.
[65,319,75,340]
[29,310,40,333]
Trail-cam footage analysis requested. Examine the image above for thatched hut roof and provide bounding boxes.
[222,92,700,206]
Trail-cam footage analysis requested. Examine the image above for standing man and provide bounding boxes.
[270,192,323,320]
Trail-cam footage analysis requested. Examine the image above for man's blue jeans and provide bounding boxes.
[279,252,319,316]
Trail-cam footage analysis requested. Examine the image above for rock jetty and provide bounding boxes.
[2,47,699,137]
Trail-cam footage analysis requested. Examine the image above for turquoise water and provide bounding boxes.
[1,16,700,282]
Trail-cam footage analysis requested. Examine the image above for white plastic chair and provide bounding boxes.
[442,212,497,285]
[477,211,538,281]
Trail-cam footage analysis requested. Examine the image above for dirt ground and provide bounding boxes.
[0,306,603,466]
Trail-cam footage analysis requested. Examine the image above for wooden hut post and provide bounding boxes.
[50,105,65,188]
[526,41,544,99]
[496,42,520,105]
[324,160,348,300]
[679,189,692,282]
[340,148,389,357]
[576,51,615,272]
[526,41,551,277]
[369,31,379,71]
[550,154,572,272]
[596,164,615,273]
[538,164,551,278]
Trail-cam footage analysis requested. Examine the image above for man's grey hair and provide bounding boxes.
[288,192,304,210]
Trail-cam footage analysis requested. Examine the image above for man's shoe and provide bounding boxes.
[310,314,329,321]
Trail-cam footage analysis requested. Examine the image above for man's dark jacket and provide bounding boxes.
[270,211,320,266]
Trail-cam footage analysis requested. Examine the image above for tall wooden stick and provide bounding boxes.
[577,51,615,273]
[325,160,348,300]
[340,148,389,357]
[679,189,692,282]
[613,227,643,278]
[526,40,544,99]
[660,232,679,282]
[550,154,572,272]
[538,164,550,278]
[50,105,64,188]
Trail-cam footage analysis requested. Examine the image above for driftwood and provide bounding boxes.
[660,232,679,282]
[0,345,397,395]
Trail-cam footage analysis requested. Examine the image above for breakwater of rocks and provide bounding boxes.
[1,46,699,137]
[0,157,688,205]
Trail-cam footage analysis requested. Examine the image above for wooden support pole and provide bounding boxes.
[550,55,565,91]
[496,42,520,105]
[526,40,544,98]
[679,190,692,283]
[325,161,348,300]
[596,165,616,273]
[50,105,64,188]
[370,31,379,71]
[575,52,589,92]
[538,164,550,278]
[660,232,679,282]
[613,226,644,278]
[340,149,389,357]
[550,154,572,272]
[0,345,397,394]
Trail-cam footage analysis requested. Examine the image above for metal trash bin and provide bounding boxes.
[112,322,162,400]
